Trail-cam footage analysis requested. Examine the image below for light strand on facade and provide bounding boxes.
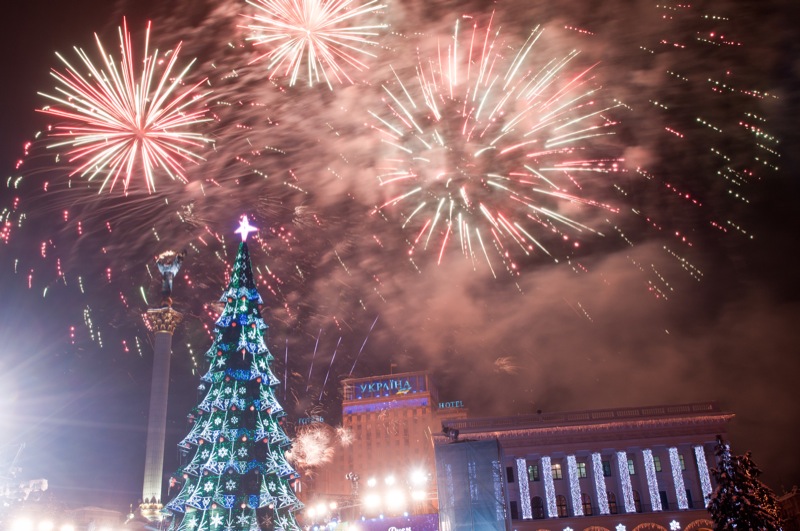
[567,455,584,516]
[492,460,507,523]
[669,447,689,509]
[643,449,662,511]
[542,456,558,518]
[694,445,713,506]
[591,452,610,514]
[616,451,636,513]
[517,458,533,519]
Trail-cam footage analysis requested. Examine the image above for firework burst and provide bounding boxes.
[286,422,336,470]
[38,18,212,193]
[243,0,387,87]
[371,15,625,275]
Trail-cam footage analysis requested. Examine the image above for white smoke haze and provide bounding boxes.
[1,0,797,505]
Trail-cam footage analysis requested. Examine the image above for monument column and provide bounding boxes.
[139,306,183,520]
[139,250,185,521]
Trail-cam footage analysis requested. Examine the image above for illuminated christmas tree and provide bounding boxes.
[165,216,303,531]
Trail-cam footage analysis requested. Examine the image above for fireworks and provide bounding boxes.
[286,422,337,470]
[243,0,387,87]
[371,15,624,273]
[1,4,785,502]
[38,18,212,193]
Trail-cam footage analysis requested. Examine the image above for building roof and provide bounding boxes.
[436,402,734,447]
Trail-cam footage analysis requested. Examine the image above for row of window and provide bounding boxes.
[525,454,686,482]
[509,489,695,520]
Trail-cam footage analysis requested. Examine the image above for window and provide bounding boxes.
[660,490,670,510]
[582,493,593,516]
[528,464,540,482]
[607,491,618,514]
[653,455,662,472]
[602,460,612,477]
[532,497,545,519]
[628,458,636,475]
[633,490,642,513]
[686,489,694,509]
[552,463,563,480]
[556,495,568,517]
[576,462,587,478]
[679,454,686,470]
[510,500,519,520]
[506,466,514,483]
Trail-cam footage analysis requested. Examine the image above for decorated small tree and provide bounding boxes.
[708,437,783,531]
[166,216,302,531]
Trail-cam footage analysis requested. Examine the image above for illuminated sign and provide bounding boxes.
[351,374,427,400]
[298,416,324,425]
[439,401,464,409]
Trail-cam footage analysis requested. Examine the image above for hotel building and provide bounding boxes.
[313,371,467,500]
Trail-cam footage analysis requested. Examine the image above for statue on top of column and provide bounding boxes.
[155,250,186,306]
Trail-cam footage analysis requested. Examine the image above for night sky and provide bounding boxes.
[1,0,799,511]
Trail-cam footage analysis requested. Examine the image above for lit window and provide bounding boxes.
[679,454,686,470]
[653,456,662,472]
[576,462,587,478]
[627,458,636,475]
[556,495,568,517]
[582,493,593,516]
[528,464,540,482]
[608,491,618,514]
[532,496,545,519]
[552,463,563,480]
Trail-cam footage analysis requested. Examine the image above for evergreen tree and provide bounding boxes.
[708,437,783,531]
[166,225,302,531]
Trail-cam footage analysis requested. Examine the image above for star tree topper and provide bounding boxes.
[236,215,258,241]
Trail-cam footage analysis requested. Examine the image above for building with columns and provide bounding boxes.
[434,402,732,531]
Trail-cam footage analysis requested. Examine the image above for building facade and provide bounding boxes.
[435,402,733,531]
[312,371,467,513]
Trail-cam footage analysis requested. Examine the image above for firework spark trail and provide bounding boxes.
[370,15,625,273]
[306,328,322,392]
[284,337,289,399]
[38,19,213,193]
[319,336,341,402]
[348,314,378,375]
[1,0,783,432]
[243,0,387,87]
